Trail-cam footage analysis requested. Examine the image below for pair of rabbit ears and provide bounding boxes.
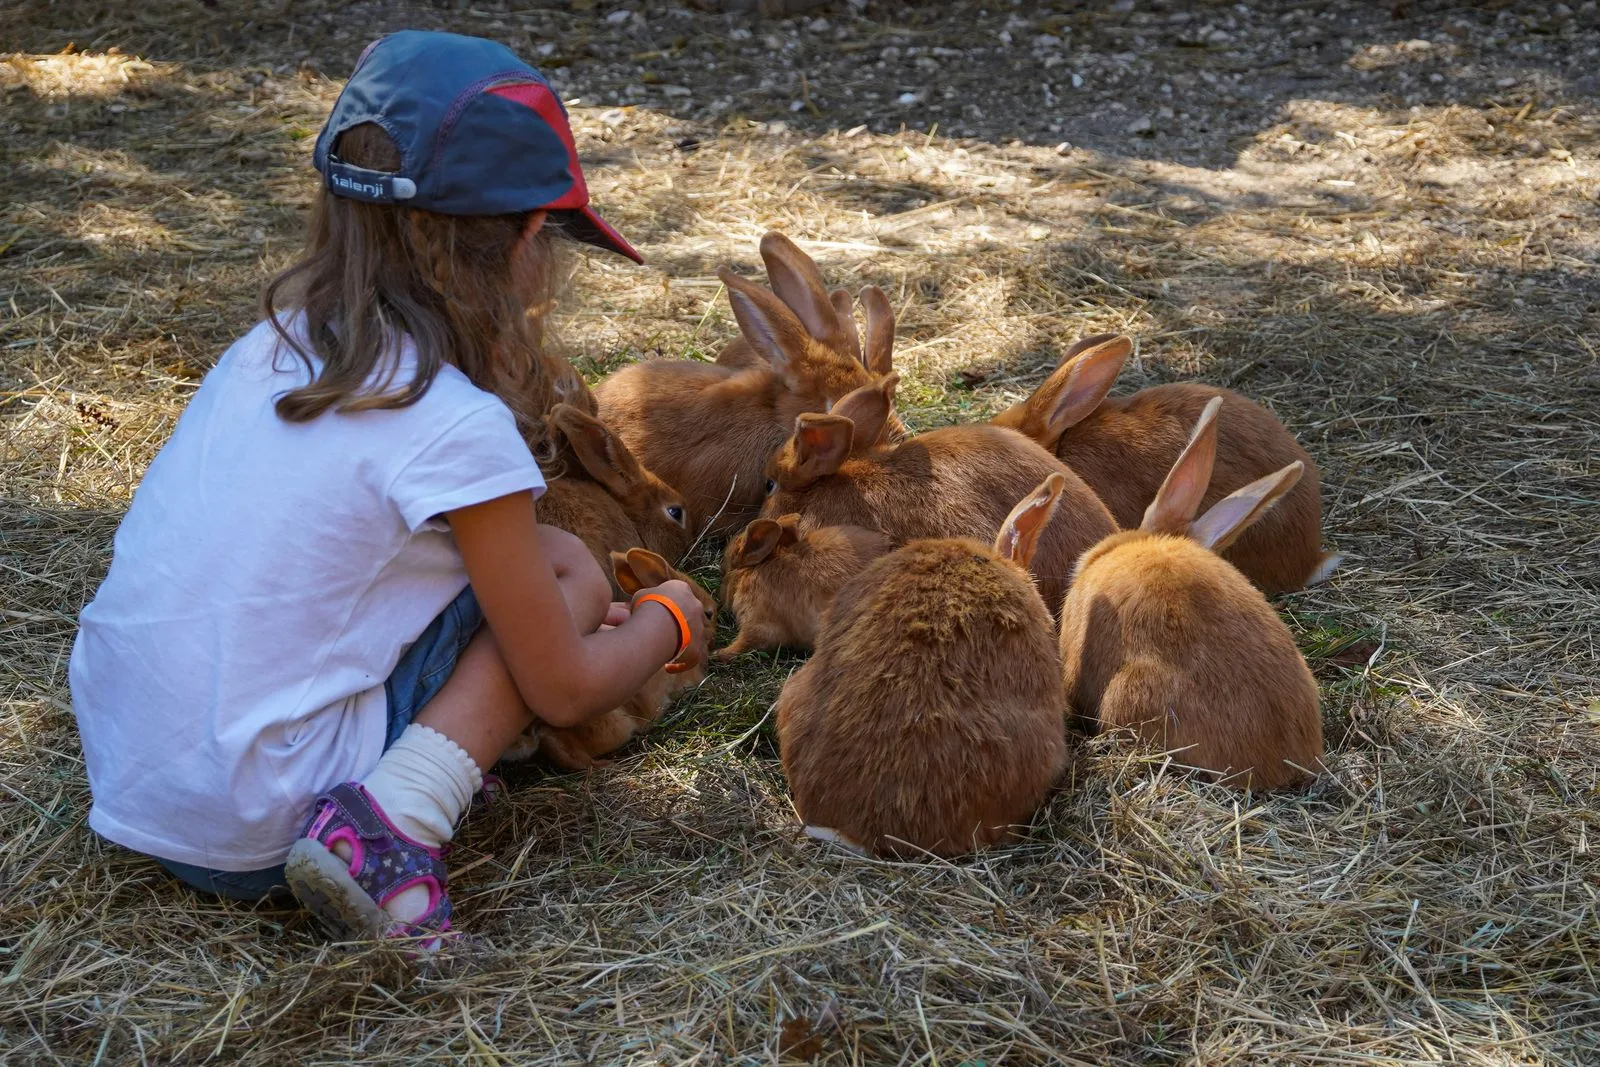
[1142,396,1304,552]
[783,373,901,484]
[719,232,895,377]
[610,546,677,595]
[730,513,803,569]
[549,403,663,501]
[1007,333,1134,447]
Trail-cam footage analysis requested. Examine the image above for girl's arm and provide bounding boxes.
[447,491,704,728]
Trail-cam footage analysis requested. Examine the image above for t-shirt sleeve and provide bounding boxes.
[388,401,546,532]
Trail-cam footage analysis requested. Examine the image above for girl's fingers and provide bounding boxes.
[604,601,632,627]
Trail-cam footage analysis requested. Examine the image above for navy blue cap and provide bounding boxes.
[313,30,641,263]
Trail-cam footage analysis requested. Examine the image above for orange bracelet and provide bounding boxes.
[633,593,692,670]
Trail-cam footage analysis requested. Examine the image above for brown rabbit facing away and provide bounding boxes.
[762,372,1117,616]
[991,333,1339,594]
[536,403,696,596]
[593,231,899,537]
[715,513,894,660]
[1059,396,1324,792]
[504,548,717,770]
[776,473,1072,859]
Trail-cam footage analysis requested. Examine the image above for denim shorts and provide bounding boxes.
[155,585,484,901]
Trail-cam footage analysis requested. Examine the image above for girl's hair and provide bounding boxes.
[263,122,590,466]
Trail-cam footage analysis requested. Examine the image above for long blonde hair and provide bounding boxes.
[262,122,591,466]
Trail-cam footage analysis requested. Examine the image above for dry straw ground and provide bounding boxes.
[3,0,1598,1063]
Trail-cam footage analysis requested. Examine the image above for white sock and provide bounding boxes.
[359,724,483,851]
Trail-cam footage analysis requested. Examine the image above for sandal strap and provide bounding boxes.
[319,781,392,840]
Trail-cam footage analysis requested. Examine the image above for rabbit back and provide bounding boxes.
[1061,532,1322,790]
[778,538,1067,857]
[770,424,1115,614]
[1060,384,1325,593]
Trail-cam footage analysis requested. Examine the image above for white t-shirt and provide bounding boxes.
[69,318,544,871]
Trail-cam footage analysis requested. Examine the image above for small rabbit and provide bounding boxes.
[505,548,717,770]
[537,403,695,594]
[991,333,1338,593]
[1059,396,1324,791]
[715,513,894,660]
[776,473,1072,858]
[763,372,1116,615]
[594,231,898,536]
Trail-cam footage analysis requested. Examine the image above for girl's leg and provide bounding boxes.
[416,526,610,769]
[293,527,610,939]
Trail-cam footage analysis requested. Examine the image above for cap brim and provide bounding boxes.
[557,206,643,264]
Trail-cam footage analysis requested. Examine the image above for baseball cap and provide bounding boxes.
[312,30,641,264]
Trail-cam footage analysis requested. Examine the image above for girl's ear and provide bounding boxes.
[520,210,549,243]
[612,547,674,594]
[550,404,643,498]
[1142,395,1222,535]
[994,472,1067,570]
[1190,461,1304,553]
[791,413,854,482]
[1042,335,1131,437]
[718,267,810,378]
[830,374,898,452]
[829,289,862,364]
[759,232,841,347]
[860,286,895,377]
[509,210,553,308]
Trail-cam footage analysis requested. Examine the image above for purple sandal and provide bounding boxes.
[284,782,453,948]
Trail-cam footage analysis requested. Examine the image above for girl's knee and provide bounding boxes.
[538,526,610,628]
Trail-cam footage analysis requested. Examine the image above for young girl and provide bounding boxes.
[68,30,705,947]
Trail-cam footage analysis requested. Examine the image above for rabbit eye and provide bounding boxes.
[665,505,685,525]
[765,478,777,495]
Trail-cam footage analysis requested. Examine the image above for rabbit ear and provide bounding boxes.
[1043,335,1130,434]
[1190,461,1305,553]
[1054,331,1125,369]
[860,286,895,376]
[829,289,863,364]
[776,512,803,546]
[1142,395,1222,535]
[551,404,644,498]
[610,551,644,595]
[830,373,898,452]
[613,547,674,595]
[792,413,854,481]
[759,232,840,346]
[994,472,1068,570]
[731,519,787,568]
[719,267,810,378]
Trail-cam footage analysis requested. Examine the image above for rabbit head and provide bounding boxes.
[549,404,696,563]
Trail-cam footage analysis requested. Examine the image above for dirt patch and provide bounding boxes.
[3,1,1598,1064]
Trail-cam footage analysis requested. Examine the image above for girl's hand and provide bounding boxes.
[632,580,707,674]
[604,601,632,627]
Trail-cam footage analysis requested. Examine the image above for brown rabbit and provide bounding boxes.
[715,513,894,660]
[776,473,1072,859]
[1059,396,1323,791]
[991,334,1338,593]
[594,231,898,536]
[505,548,717,770]
[763,373,1116,615]
[536,404,696,593]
